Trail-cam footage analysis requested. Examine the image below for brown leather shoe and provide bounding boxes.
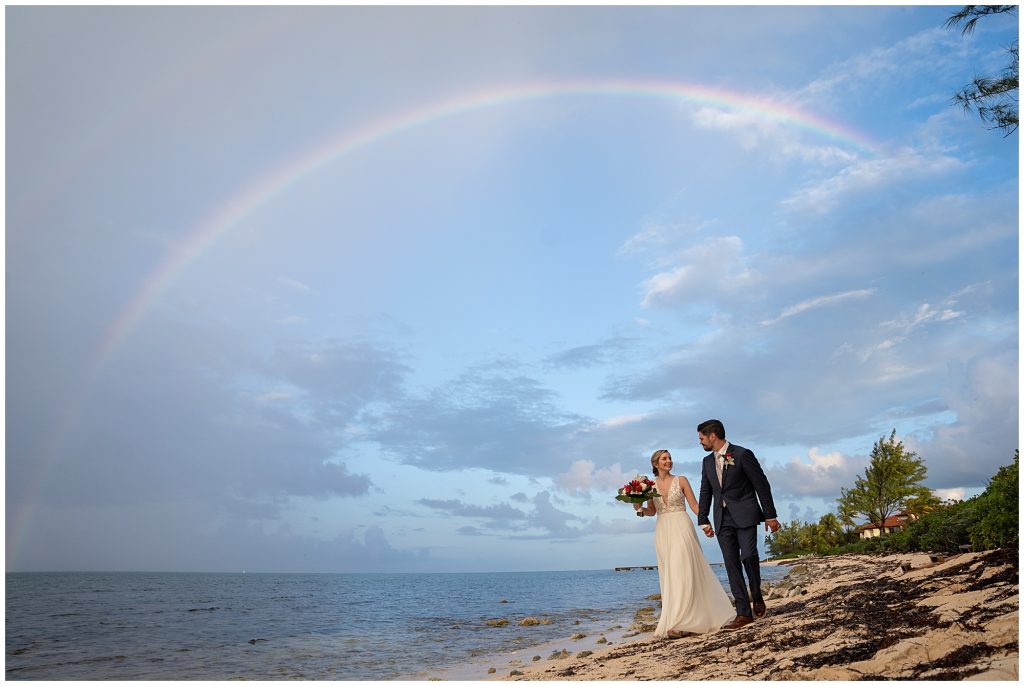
[752,600,767,618]
[722,615,754,631]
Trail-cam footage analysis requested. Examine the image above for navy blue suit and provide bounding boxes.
[697,443,777,617]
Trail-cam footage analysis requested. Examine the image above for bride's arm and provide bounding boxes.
[633,500,657,516]
[679,476,700,513]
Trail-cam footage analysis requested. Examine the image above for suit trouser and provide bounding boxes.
[717,508,762,617]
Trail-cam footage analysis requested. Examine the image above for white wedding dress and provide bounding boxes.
[652,477,736,636]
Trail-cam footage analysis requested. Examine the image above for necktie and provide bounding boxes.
[716,454,724,486]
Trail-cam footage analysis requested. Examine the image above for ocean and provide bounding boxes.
[6,565,790,680]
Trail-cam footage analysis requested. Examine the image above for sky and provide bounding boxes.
[6,4,1019,573]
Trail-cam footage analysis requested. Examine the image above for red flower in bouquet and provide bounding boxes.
[615,475,660,504]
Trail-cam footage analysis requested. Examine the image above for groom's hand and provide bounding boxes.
[701,524,715,538]
[765,518,781,533]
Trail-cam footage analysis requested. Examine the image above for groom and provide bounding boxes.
[696,419,780,631]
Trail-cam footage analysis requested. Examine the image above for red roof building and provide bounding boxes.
[855,512,915,539]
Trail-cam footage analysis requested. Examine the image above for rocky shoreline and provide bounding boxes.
[494,548,1018,681]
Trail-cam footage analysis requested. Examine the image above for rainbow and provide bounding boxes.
[93,78,879,371]
[9,79,879,566]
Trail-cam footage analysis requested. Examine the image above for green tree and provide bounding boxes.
[969,450,1019,549]
[796,521,818,553]
[839,430,932,533]
[903,490,943,519]
[836,498,860,533]
[945,5,1018,135]
[766,520,804,558]
[815,513,844,550]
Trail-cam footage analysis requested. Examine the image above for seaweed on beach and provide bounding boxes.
[907,640,1018,680]
[509,549,1017,681]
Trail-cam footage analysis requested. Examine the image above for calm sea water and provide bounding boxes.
[6,565,789,680]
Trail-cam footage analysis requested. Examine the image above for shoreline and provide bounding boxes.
[488,548,1018,681]
[418,560,792,681]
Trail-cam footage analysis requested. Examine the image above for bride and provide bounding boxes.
[634,449,735,638]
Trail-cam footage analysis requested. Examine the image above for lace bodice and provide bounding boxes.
[654,477,688,514]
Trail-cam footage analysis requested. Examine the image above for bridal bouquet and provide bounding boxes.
[615,475,660,504]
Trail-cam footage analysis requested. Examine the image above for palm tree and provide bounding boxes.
[816,513,844,549]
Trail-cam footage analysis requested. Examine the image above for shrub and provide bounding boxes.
[969,452,1019,550]
[905,499,981,552]
[883,526,915,552]
[836,536,886,555]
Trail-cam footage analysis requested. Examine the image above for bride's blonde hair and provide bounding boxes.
[650,449,671,476]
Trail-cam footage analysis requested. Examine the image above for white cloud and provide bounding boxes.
[558,459,633,497]
[762,288,875,326]
[641,235,758,308]
[691,106,859,164]
[766,448,867,498]
[618,218,709,260]
[599,413,652,428]
[839,297,966,362]
[798,27,964,106]
[277,276,313,292]
[882,302,962,331]
[781,149,965,215]
[934,487,966,502]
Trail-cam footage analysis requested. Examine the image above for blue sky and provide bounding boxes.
[6,5,1018,573]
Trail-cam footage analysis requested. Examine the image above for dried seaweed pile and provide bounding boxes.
[509,547,1018,681]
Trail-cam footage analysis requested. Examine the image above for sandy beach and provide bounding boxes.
[489,547,1018,681]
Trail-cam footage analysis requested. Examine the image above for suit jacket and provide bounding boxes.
[697,443,777,531]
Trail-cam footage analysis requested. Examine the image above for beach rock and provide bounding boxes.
[646,594,662,601]
[570,632,586,640]
[487,667,496,674]
[499,599,509,603]
[486,619,509,627]
[532,656,541,662]
[577,651,593,658]
[540,618,553,625]
[596,637,608,644]
[518,617,541,626]
[631,606,656,629]
[510,670,524,676]
[548,649,571,660]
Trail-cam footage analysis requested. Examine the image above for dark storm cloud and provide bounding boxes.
[6,308,414,518]
[368,364,594,476]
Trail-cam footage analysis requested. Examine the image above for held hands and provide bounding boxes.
[701,524,715,538]
[765,518,781,533]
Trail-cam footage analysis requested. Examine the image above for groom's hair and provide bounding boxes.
[697,419,726,440]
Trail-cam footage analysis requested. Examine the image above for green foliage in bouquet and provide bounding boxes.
[615,475,660,504]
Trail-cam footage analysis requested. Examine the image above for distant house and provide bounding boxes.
[855,511,915,539]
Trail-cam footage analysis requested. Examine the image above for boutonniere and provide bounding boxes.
[722,453,735,467]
